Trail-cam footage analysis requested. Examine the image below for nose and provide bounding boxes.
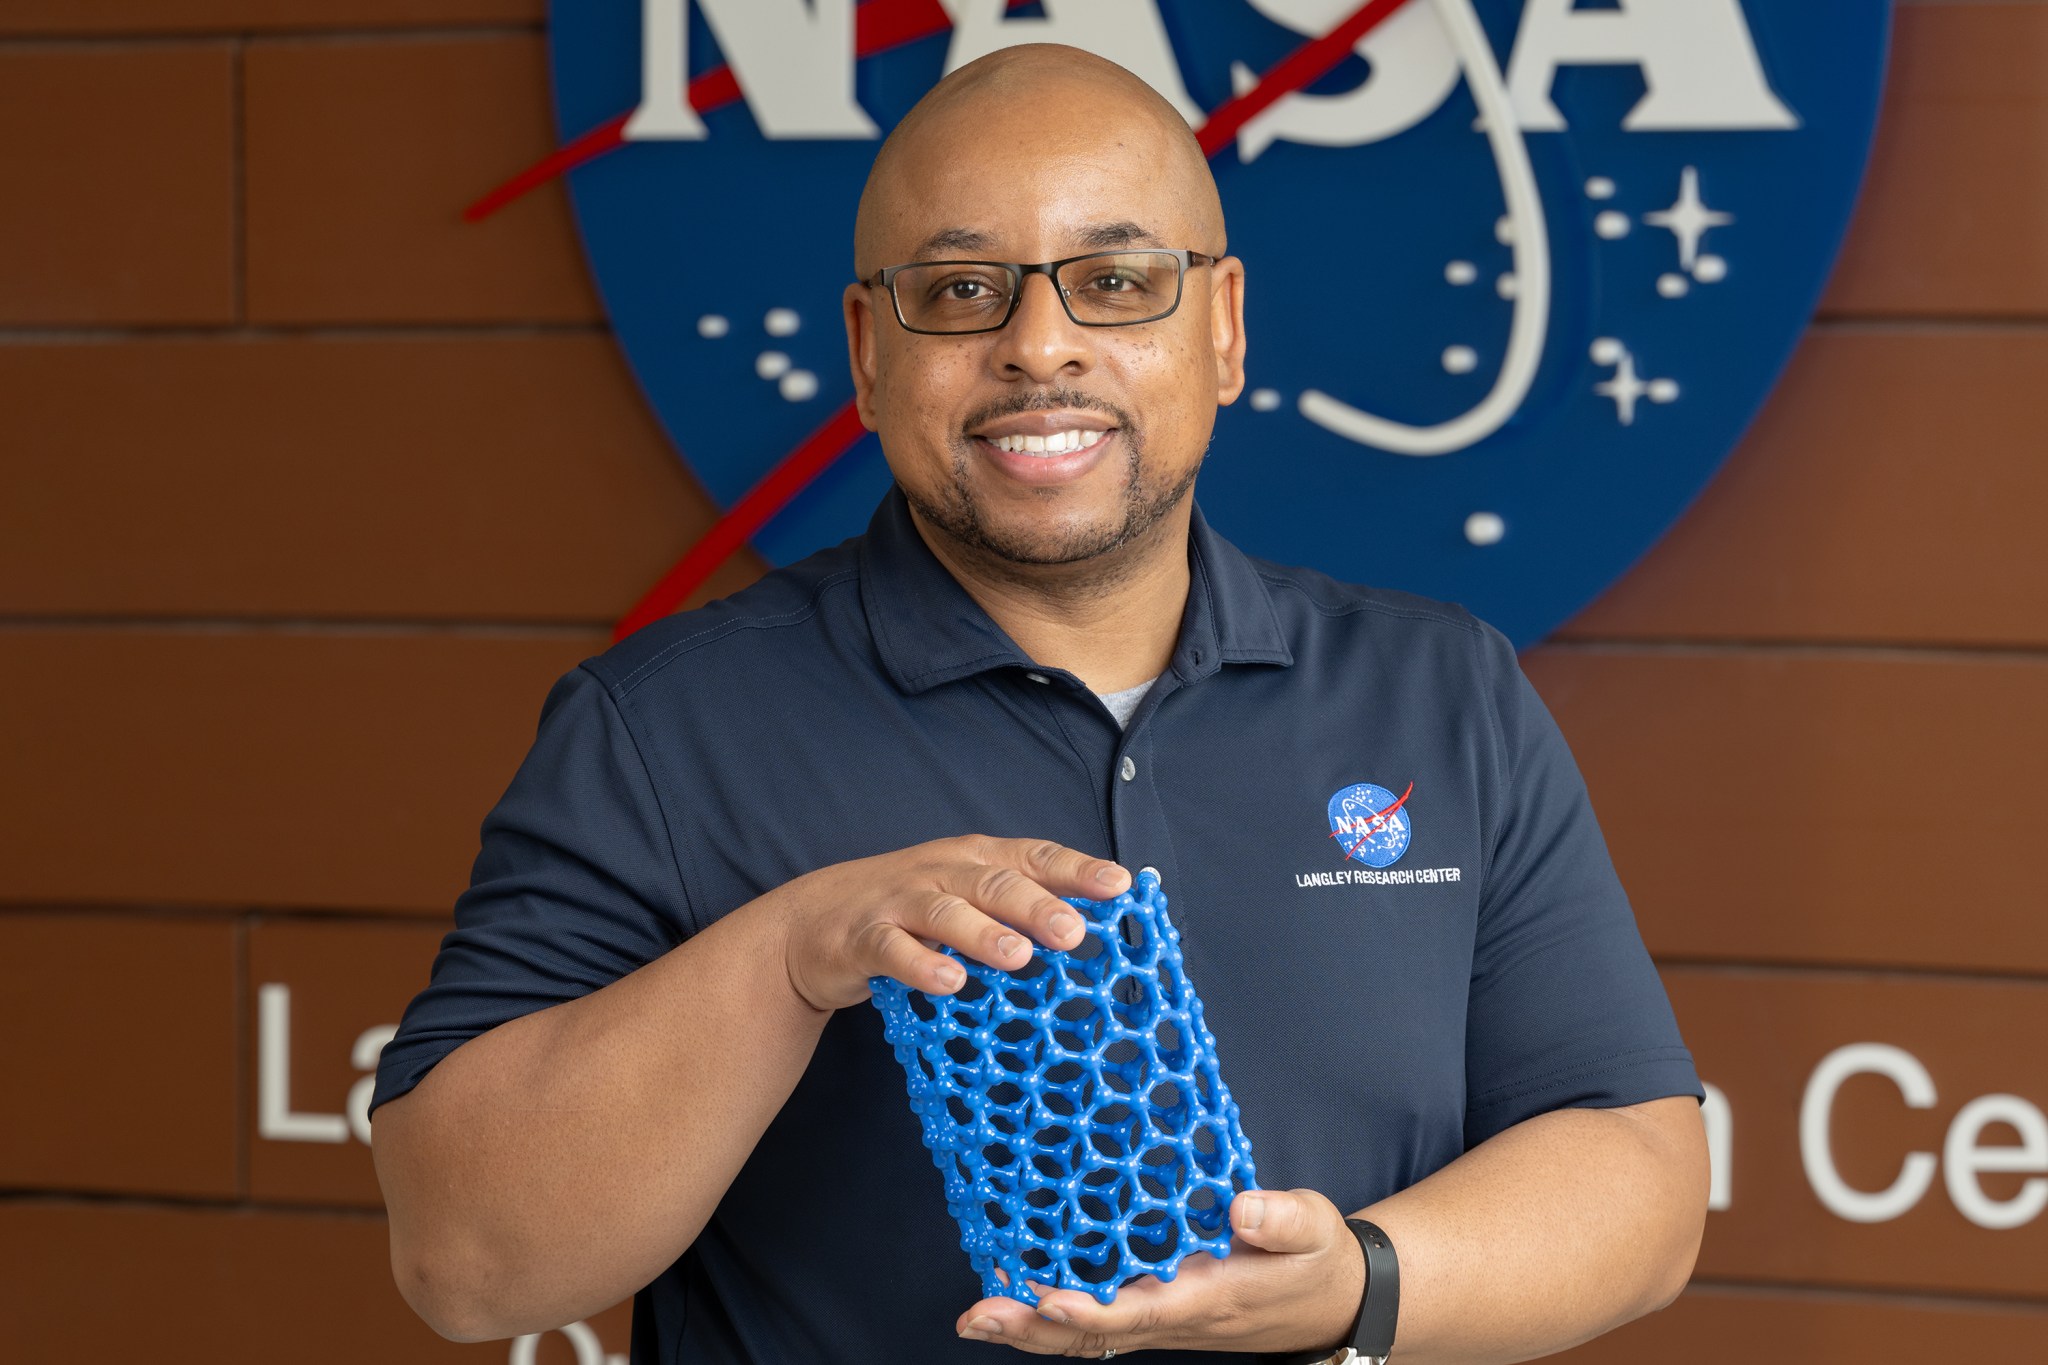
[987,271,1095,384]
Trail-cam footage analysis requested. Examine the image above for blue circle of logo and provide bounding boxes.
[547,1,1890,645]
[1328,782,1413,868]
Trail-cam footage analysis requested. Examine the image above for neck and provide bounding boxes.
[908,502,1193,694]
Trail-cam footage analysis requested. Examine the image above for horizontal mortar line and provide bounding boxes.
[0,321,609,344]
[1684,1276,2048,1316]
[0,614,615,637]
[1808,315,2048,335]
[244,905,455,926]
[1651,956,2048,990]
[0,1187,387,1220]
[1538,636,2048,664]
[0,901,271,924]
[0,24,543,51]
[0,901,454,925]
[246,24,546,46]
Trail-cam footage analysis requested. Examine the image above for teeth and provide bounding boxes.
[990,429,1105,454]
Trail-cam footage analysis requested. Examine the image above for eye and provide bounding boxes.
[1082,268,1143,294]
[923,270,1008,305]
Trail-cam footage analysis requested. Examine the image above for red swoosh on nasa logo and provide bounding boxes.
[606,0,1420,640]
[615,401,870,639]
[1329,780,1415,862]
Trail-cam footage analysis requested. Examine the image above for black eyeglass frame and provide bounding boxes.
[861,248,1217,336]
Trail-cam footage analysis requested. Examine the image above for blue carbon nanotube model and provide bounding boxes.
[871,869,1258,1305]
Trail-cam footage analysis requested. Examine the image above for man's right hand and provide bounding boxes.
[772,836,1130,1011]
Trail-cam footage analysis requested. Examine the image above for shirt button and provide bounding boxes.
[1119,756,1138,782]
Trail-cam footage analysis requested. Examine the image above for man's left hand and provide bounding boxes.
[954,1187,1363,1357]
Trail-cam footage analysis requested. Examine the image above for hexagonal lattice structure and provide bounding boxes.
[871,870,1258,1305]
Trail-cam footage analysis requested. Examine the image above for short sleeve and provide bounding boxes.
[369,663,692,1117]
[1463,625,1701,1147]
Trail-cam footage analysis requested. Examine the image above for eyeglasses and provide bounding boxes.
[862,249,1216,335]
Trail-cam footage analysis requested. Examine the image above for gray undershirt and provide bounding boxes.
[1093,676,1159,730]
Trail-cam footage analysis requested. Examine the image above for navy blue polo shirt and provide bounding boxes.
[372,487,1699,1364]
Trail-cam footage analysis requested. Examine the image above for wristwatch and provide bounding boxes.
[1262,1218,1400,1365]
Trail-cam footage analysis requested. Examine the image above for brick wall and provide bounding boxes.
[2,4,2044,1361]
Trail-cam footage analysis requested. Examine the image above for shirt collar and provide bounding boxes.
[860,486,1293,696]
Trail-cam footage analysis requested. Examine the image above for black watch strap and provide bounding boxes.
[1343,1218,1400,1360]
[1259,1217,1400,1365]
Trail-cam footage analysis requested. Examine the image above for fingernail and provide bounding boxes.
[1096,865,1125,887]
[968,1316,1002,1336]
[1240,1193,1265,1230]
[1049,912,1080,939]
[938,963,966,990]
[1037,1302,1072,1325]
[996,934,1023,958]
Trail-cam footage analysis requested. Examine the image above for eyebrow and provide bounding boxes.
[909,227,996,260]
[1076,220,1165,251]
[906,221,1168,261]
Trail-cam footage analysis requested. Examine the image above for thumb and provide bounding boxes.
[1230,1187,1341,1255]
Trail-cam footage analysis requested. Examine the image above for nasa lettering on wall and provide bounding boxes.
[537,1,1890,645]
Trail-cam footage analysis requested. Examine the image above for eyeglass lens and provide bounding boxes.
[891,251,1184,333]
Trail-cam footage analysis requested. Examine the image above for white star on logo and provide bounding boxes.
[1644,166,1734,272]
[1590,339,1679,426]
[1596,352,1649,426]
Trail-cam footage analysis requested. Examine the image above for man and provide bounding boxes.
[371,44,1707,1364]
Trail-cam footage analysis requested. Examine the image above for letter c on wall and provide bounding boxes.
[1800,1042,1938,1224]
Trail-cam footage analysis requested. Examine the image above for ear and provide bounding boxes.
[843,280,882,431]
[1208,255,1248,406]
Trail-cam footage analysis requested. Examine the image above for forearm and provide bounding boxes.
[372,890,829,1342]
[1352,1096,1708,1365]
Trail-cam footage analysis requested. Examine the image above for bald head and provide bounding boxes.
[854,44,1224,276]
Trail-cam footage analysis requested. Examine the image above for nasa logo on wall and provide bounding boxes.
[530,0,1890,646]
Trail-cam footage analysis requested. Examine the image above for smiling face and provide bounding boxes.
[844,47,1246,585]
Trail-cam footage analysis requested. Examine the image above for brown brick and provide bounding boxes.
[0,628,602,914]
[0,335,762,622]
[0,1202,630,1363]
[0,1,540,34]
[1523,648,2048,974]
[1562,329,2048,647]
[1659,969,2048,1300]
[0,47,234,325]
[246,918,450,1207]
[0,912,238,1198]
[1561,1285,2048,1363]
[1824,4,2048,318]
[245,35,600,324]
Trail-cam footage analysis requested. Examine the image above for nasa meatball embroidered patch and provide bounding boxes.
[1329,781,1416,869]
[540,0,1890,644]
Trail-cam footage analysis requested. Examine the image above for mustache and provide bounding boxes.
[962,387,1132,435]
